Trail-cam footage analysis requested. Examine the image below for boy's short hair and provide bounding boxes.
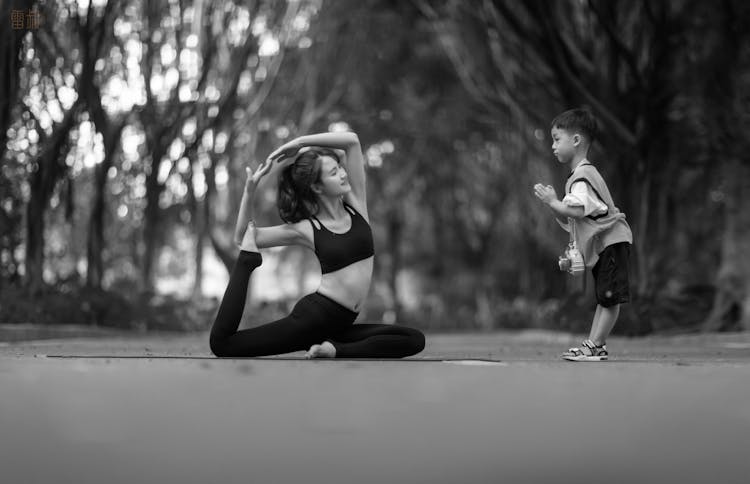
[551,108,598,144]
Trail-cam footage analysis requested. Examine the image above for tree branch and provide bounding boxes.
[532,0,637,146]
[587,0,646,89]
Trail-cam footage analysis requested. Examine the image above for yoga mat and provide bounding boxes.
[39,354,507,365]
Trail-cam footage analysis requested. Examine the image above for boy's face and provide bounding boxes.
[550,127,579,163]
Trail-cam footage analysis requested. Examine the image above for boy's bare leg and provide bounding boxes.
[589,305,603,341]
[590,304,619,346]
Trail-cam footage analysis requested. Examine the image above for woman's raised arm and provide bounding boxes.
[271,132,367,207]
[233,156,295,246]
[233,168,259,246]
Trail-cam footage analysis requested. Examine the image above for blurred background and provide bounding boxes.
[1,0,749,336]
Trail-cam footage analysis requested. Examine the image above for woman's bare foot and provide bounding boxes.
[305,341,336,359]
[239,221,259,252]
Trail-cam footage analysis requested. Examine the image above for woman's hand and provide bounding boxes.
[268,139,303,162]
[247,159,272,186]
[247,155,297,187]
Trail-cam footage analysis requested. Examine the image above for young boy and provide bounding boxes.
[533,108,633,361]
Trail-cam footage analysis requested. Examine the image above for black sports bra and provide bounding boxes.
[309,202,374,274]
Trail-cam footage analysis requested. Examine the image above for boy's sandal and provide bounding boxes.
[562,340,589,356]
[562,339,608,361]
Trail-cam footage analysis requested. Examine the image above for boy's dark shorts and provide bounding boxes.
[592,242,630,307]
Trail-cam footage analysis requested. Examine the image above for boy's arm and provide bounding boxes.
[545,198,584,219]
[567,181,607,217]
[533,183,584,220]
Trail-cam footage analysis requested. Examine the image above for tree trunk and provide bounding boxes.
[24,102,79,292]
[0,0,33,162]
[633,162,651,297]
[86,130,123,290]
[203,152,236,274]
[700,2,749,330]
[703,161,750,331]
[385,207,404,323]
[209,231,236,273]
[86,162,107,288]
[81,10,125,290]
[187,158,205,299]
[24,190,45,293]
[141,144,167,293]
[86,129,122,289]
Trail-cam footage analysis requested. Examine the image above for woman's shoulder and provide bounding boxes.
[289,219,314,234]
[343,193,369,221]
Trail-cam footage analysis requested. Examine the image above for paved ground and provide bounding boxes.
[2,329,750,484]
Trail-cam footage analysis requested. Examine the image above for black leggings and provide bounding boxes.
[209,251,425,358]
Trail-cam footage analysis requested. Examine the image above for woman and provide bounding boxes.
[209,131,425,358]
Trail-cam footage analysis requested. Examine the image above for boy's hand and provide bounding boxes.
[533,183,558,204]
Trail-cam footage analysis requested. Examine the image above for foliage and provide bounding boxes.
[1,0,749,332]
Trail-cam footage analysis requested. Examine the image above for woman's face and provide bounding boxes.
[314,156,350,197]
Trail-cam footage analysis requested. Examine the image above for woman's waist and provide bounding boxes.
[317,260,373,311]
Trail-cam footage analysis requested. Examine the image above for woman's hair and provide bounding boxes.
[277,147,341,223]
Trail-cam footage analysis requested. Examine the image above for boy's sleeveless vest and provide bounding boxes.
[565,163,632,267]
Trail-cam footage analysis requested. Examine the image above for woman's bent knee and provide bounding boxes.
[411,329,426,354]
[400,326,425,356]
[210,334,230,357]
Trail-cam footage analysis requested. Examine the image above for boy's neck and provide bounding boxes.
[569,152,589,171]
